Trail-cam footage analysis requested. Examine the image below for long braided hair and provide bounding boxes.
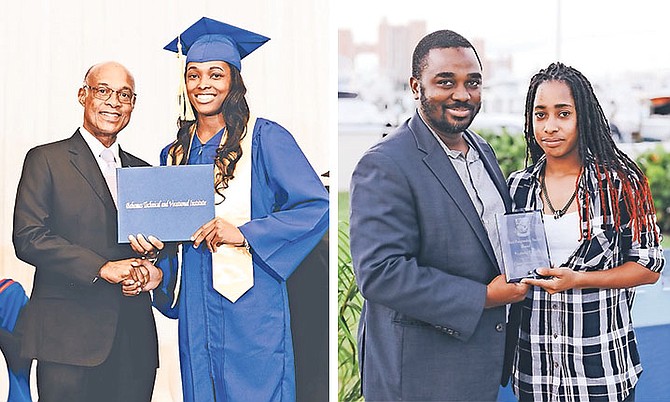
[168,64,250,201]
[523,62,657,242]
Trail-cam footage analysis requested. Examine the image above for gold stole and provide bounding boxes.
[167,118,255,303]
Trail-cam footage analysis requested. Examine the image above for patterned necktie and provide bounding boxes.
[100,148,118,207]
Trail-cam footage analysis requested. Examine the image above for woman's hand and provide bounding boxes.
[121,260,163,296]
[121,260,148,296]
[521,262,659,294]
[128,234,164,260]
[139,259,164,291]
[191,217,245,253]
[521,267,581,294]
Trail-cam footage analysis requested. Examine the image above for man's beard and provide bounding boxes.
[420,92,481,135]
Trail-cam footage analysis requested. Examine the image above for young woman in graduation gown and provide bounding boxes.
[141,17,328,402]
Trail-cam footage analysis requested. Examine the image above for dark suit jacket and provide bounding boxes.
[350,112,512,401]
[13,130,158,368]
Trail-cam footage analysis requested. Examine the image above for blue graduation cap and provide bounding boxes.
[164,17,270,71]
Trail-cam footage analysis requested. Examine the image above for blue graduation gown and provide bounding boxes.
[0,279,32,402]
[153,118,329,402]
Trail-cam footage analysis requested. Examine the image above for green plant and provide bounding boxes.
[635,145,670,235]
[338,192,350,222]
[338,220,364,401]
[478,130,527,178]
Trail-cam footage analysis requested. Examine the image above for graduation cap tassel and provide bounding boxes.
[177,36,195,122]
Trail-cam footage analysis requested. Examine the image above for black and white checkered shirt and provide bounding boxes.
[507,158,664,402]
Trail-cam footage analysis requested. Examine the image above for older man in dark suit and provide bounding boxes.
[350,31,529,401]
[13,61,161,402]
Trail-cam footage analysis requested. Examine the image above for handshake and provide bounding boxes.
[98,258,163,297]
[99,234,165,297]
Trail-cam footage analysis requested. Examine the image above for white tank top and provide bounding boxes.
[543,211,581,267]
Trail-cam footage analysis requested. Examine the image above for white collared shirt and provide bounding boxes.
[419,114,506,272]
[79,127,121,171]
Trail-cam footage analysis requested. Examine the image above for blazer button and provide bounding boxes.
[69,282,75,287]
[495,323,504,332]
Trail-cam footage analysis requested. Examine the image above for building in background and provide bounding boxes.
[338,18,670,192]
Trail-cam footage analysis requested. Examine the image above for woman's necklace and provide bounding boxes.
[540,170,578,219]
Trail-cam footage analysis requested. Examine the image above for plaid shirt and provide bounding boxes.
[507,158,664,402]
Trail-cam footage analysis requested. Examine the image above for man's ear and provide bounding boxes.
[78,87,86,106]
[409,76,420,100]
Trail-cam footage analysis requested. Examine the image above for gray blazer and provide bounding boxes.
[350,111,512,401]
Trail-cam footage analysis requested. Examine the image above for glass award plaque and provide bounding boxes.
[495,210,552,283]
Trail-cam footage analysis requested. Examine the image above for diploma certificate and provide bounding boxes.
[496,211,552,283]
[116,165,215,242]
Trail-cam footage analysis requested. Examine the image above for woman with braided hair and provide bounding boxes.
[506,62,664,402]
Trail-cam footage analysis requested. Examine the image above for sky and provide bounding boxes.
[338,0,670,79]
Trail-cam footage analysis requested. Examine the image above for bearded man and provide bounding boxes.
[349,30,529,401]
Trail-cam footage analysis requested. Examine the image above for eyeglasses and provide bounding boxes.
[83,84,136,104]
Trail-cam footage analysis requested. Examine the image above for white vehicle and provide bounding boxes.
[637,96,670,141]
[338,92,389,191]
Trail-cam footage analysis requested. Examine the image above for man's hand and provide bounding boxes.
[121,277,142,297]
[484,274,530,308]
[98,258,143,284]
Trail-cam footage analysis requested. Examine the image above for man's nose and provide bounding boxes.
[451,85,471,102]
[105,90,122,107]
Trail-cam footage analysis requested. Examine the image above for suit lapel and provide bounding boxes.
[68,130,117,211]
[409,114,500,269]
[119,147,132,167]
